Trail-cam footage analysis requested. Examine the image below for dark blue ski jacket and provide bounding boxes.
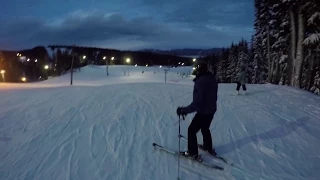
[183,72,218,115]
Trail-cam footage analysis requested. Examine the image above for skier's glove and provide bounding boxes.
[176,107,187,119]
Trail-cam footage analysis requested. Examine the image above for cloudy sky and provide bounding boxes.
[0,0,254,51]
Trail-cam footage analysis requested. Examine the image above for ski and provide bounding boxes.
[178,135,233,166]
[152,143,224,171]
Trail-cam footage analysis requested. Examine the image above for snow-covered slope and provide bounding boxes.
[0,65,320,180]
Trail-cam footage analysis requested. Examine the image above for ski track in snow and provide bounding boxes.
[0,66,320,180]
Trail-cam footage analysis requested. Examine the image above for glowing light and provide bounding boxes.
[21,77,26,82]
[111,57,115,60]
[83,56,86,59]
[0,70,5,74]
[126,58,131,63]
[103,56,106,60]
[193,58,196,62]
[44,65,49,70]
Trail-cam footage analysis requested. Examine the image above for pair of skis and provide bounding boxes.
[152,143,224,170]
[178,135,233,166]
[153,135,232,171]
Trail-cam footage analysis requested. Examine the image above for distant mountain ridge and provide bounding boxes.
[139,48,223,57]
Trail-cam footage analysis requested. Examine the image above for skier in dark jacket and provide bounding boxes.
[176,61,218,160]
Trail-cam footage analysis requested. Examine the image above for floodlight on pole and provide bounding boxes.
[126,58,131,76]
[0,70,5,82]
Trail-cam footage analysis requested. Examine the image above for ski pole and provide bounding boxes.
[174,115,185,126]
[177,115,181,180]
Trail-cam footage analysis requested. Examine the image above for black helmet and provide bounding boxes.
[196,61,208,75]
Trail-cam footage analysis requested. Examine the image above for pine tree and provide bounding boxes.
[216,48,229,83]
[268,1,290,84]
[310,68,320,95]
[286,0,305,87]
[253,0,272,83]
[227,43,238,83]
[302,0,320,91]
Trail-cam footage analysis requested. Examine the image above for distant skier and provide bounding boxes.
[236,66,247,95]
[176,61,218,160]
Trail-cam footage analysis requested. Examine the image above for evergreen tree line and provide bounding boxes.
[203,0,320,95]
[0,45,192,82]
[49,45,193,76]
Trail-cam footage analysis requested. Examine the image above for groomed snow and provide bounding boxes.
[0,65,320,180]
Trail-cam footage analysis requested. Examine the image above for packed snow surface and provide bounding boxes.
[0,65,320,180]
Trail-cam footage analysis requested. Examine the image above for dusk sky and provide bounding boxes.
[0,0,254,51]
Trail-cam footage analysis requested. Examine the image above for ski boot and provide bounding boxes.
[179,151,203,162]
[198,145,217,156]
[205,149,217,156]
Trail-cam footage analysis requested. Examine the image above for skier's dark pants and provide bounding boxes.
[188,113,214,156]
[236,82,246,91]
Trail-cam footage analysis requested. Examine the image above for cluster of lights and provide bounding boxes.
[103,56,115,60]
[17,53,39,63]
[26,58,37,62]
[5,53,50,82]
